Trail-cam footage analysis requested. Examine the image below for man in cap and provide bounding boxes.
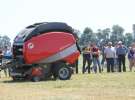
[116,41,128,72]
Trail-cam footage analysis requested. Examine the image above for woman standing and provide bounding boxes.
[91,43,101,73]
[82,46,92,74]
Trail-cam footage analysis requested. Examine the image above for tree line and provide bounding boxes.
[78,25,134,47]
[0,24,134,49]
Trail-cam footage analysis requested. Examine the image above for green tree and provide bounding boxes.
[110,25,124,42]
[124,33,133,47]
[83,27,93,34]
[96,28,111,46]
[79,27,96,46]
[96,29,103,40]
[102,28,110,40]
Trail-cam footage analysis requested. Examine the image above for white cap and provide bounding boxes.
[108,42,112,45]
[118,41,122,44]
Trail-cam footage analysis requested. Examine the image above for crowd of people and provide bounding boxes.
[79,41,135,74]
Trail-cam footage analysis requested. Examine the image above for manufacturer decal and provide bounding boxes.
[28,43,34,49]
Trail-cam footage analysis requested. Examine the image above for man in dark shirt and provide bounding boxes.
[75,40,81,74]
[116,41,127,72]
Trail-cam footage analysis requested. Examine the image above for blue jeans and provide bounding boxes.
[93,57,101,73]
[3,56,12,59]
[106,58,114,72]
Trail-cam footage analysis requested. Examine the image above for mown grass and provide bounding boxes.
[0,72,135,100]
[0,56,135,100]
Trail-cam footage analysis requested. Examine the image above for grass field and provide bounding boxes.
[0,57,135,100]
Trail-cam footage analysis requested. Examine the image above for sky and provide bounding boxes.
[0,0,135,42]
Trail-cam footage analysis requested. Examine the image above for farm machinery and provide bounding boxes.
[0,22,80,82]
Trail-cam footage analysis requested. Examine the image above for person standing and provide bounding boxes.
[128,47,135,71]
[3,46,12,59]
[0,49,2,78]
[72,41,81,74]
[114,43,119,72]
[3,46,12,77]
[0,49,2,66]
[116,41,128,72]
[101,44,107,71]
[104,42,115,72]
[82,46,92,74]
[91,43,101,73]
[73,34,81,74]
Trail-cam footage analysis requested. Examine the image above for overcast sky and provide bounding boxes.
[0,0,135,42]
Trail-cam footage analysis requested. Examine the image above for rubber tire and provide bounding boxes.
[53,62,72,80]
[31,76,41,82]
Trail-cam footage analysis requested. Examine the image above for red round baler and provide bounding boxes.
[10,22,80,81]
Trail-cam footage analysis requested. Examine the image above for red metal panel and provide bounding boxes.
[23,32,76,64]
[63,51,80,64]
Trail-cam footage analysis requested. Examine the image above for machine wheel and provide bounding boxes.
[58,67,71,80]
[53,62,72,80]
[31,76,41,82]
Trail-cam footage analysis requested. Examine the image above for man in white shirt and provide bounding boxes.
[104,42,116,72]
